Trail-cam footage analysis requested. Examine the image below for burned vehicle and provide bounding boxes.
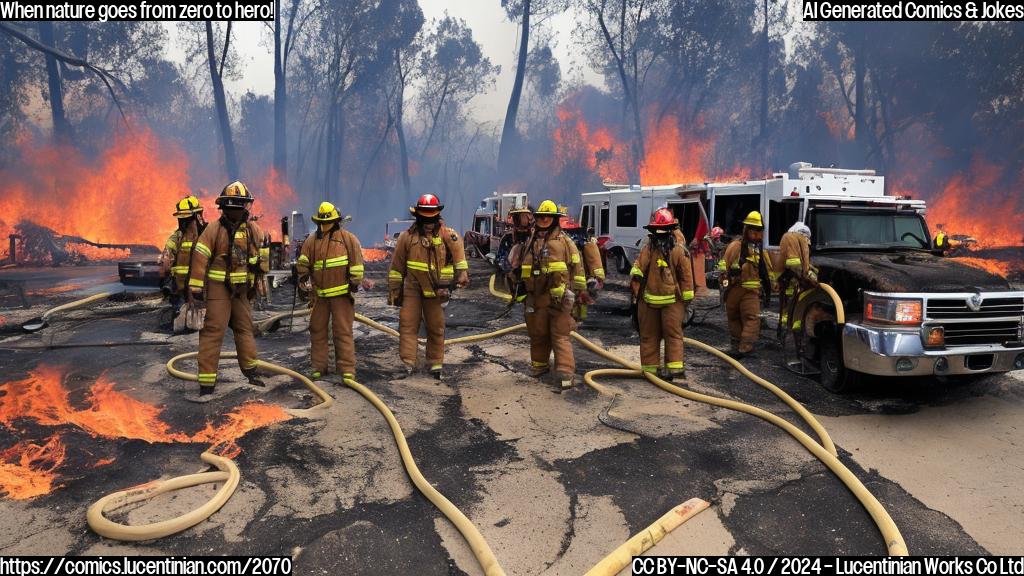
[790,204,1024,391]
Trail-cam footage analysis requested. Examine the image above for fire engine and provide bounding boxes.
[464,192,528,260]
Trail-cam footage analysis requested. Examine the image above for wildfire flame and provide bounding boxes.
[0,126,298,261]
[553,98,752,186]
[0,435,66,500]
[0,366,291,499]
[363,248,388,262]
[922,157,1024,249]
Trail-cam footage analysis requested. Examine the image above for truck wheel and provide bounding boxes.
[819,336,860,393]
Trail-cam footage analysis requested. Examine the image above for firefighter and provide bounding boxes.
[630,208,694,380]
[933,224,948,252]
[496,203,534,306]
[387,194,469,379]
[561,218,605,321]
[296,202,365,381]
[777,222,817,339]
[187,181,270,401]
[719,211,773,356]
[161,195,206,326]
[521,200,586,389]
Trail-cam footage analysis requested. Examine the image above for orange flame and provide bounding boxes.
[0,126,299,260]
[951,257,1012,278]
[0,367,291,499]
[923,157,1024,249]
[363,248,388,262]
[553,100,752,186]
[0,435,66,500]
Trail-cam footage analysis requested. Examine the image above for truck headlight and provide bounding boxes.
[864,296,923,326]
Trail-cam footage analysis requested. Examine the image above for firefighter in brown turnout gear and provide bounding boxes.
[561,218,605,322]
[388,194,469,380]
[188,181,270,401]
[630,208,694,380]
[776,222,817,341]
[719,211,773,356]
[296,202,365,381]
[161,195,206,325]
[520,200,586,389]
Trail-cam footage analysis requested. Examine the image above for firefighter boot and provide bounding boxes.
[185,385,217,404]
[241,367,266,388]
[430,363,443,381]
[557,372,574,390]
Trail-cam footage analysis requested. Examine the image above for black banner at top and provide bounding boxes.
[0,0,275,22]
[802,0,1024,20]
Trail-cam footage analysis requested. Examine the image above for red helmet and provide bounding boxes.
[559,216,581,230]
[644,208,678,233]
[410,193,444,216]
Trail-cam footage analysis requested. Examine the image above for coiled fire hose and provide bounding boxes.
[87,279,904,565]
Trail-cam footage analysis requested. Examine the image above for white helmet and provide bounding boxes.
[789,222,811,239]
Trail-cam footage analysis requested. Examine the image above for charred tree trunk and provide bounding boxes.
[760,0,769,140]
[273,0,287,179]
[496,0,531,185]
[38,22,71,143]
[853,28,867,164]
[395,50,411,195]
[206,21,239,180]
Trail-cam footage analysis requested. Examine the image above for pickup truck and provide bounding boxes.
[795,206,1024,391]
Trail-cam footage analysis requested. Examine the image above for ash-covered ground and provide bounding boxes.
[1,258,1023,572]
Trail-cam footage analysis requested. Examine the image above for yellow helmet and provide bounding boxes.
[534,200,562,216]
[216,181,254,208]
[312,201,341,222]
[742,211,764,229]
[173,195,204,218]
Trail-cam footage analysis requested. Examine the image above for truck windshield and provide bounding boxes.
[813,211,930,250]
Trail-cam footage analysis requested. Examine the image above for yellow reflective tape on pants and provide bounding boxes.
[531,361,549,367]
[298,254,310,264]
[388,270,404,280]
[407,261,431,272]
[317,284,350,297]
[194,243,211,258]
[545,262,569,273]
[681,290,694,301]
[422,290,436,297]
[630,266,644,278]
[793,320,803,330]
[741,281,761,289]
[207,270,227,281]
[454,260,469,270]
[230,272,248,283]
[165,240,178,251]
[349,265,365,274]
[641,365,658,373]
[171,266,190,275]
[181,241,194,249]
[189,278,204,288]
[785,258,802,267]
[666,361,684,369]
[593,268,605,279]
[198,373,217,383]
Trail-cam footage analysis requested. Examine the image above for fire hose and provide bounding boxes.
[21,291,122,332]
[86,278,905,566]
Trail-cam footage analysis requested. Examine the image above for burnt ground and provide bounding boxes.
[1,259,1022,572]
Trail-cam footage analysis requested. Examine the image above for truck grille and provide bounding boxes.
[926,297,1024,319]
[926,297,1024,346]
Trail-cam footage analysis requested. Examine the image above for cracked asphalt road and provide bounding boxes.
[1,259,1022,573]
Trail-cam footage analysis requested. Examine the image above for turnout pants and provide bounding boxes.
[638,300,685,373]
[310,294,356,377]
[525,293,576,375]
[725,287,761,351]
[198,283,258,386]
[399,282,445,367]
